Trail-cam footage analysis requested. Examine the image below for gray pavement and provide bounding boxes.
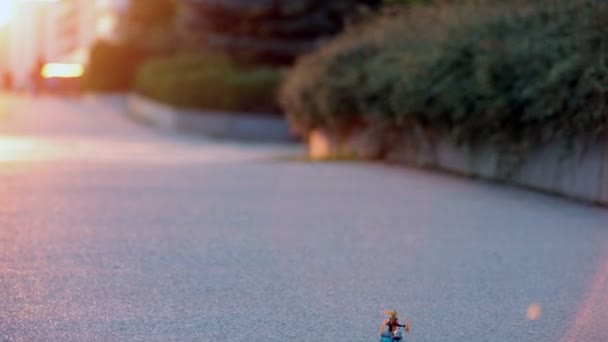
[0,94,607,341]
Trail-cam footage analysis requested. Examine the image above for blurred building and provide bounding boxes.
[8,0,51,89]
[0,26,9,81]
[49,0,130,64]
[8,0,130,89]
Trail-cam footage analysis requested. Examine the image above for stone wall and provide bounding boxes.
[128,93,295,142]
[309,127,608,205]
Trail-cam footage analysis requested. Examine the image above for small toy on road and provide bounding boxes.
[379,310,411,341]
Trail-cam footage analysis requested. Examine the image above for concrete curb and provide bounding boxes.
[82,93,128,110]
[127,93,295,142]
[309,127,608,206]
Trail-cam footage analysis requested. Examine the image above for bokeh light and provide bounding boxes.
[527,303,542,321]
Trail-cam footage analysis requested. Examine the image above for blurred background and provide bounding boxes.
[1,1,608,341]
[0,0,129,94]
[0,0,383,103]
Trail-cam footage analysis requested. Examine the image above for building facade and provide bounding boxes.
[49,0,130,63]
[8,0,130,89]
[8,1,50,88]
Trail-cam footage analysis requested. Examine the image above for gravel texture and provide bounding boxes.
[0,95,607,341]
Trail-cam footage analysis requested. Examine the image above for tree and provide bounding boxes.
[123,0,178,53]
[176,0,382,65]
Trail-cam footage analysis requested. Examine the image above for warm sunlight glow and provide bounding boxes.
[96,14,116,37]
[41,63,84,78]
[526,303,542,321]
[309,130,332,160]
[0,137,38,162]
[0,2,14,26]
[0,1,60,26]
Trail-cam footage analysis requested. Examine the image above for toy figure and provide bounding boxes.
[379,310,411,341]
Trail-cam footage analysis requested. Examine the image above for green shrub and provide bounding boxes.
[123,0,178,53]
[135,54,283,113]
[281,0,608,150]
[83,41,144,92]
[280,3,451,133]
[396,0,608,147]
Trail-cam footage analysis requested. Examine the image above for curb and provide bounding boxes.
[309,128,608,207]
[126,93,295,142]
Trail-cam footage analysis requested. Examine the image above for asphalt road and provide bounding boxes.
[0,95,607,341]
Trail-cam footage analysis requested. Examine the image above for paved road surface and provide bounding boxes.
[0,95,607,341]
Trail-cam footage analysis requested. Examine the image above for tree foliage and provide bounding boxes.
[83,41,143,92]
[135,54,283,113]
[176,0,382,65]
[126,0,177,27]
[280,0,608,151]
[123,0,178,53]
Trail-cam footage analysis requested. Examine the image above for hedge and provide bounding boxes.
[134,53,283,113]
[280,0,608,152]
[83,41,144,92]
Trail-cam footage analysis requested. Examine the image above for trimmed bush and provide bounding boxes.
[83,41,144,92]
[135,54,283,113]
[280,0,608,151]
[280,3,448,133]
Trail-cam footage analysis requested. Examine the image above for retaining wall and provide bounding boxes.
[127,94,294,142]
[309,128,608,205]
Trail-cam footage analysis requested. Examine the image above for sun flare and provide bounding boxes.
[0,1,60,26]
[0,137,38,162]
[0,2,14,26]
